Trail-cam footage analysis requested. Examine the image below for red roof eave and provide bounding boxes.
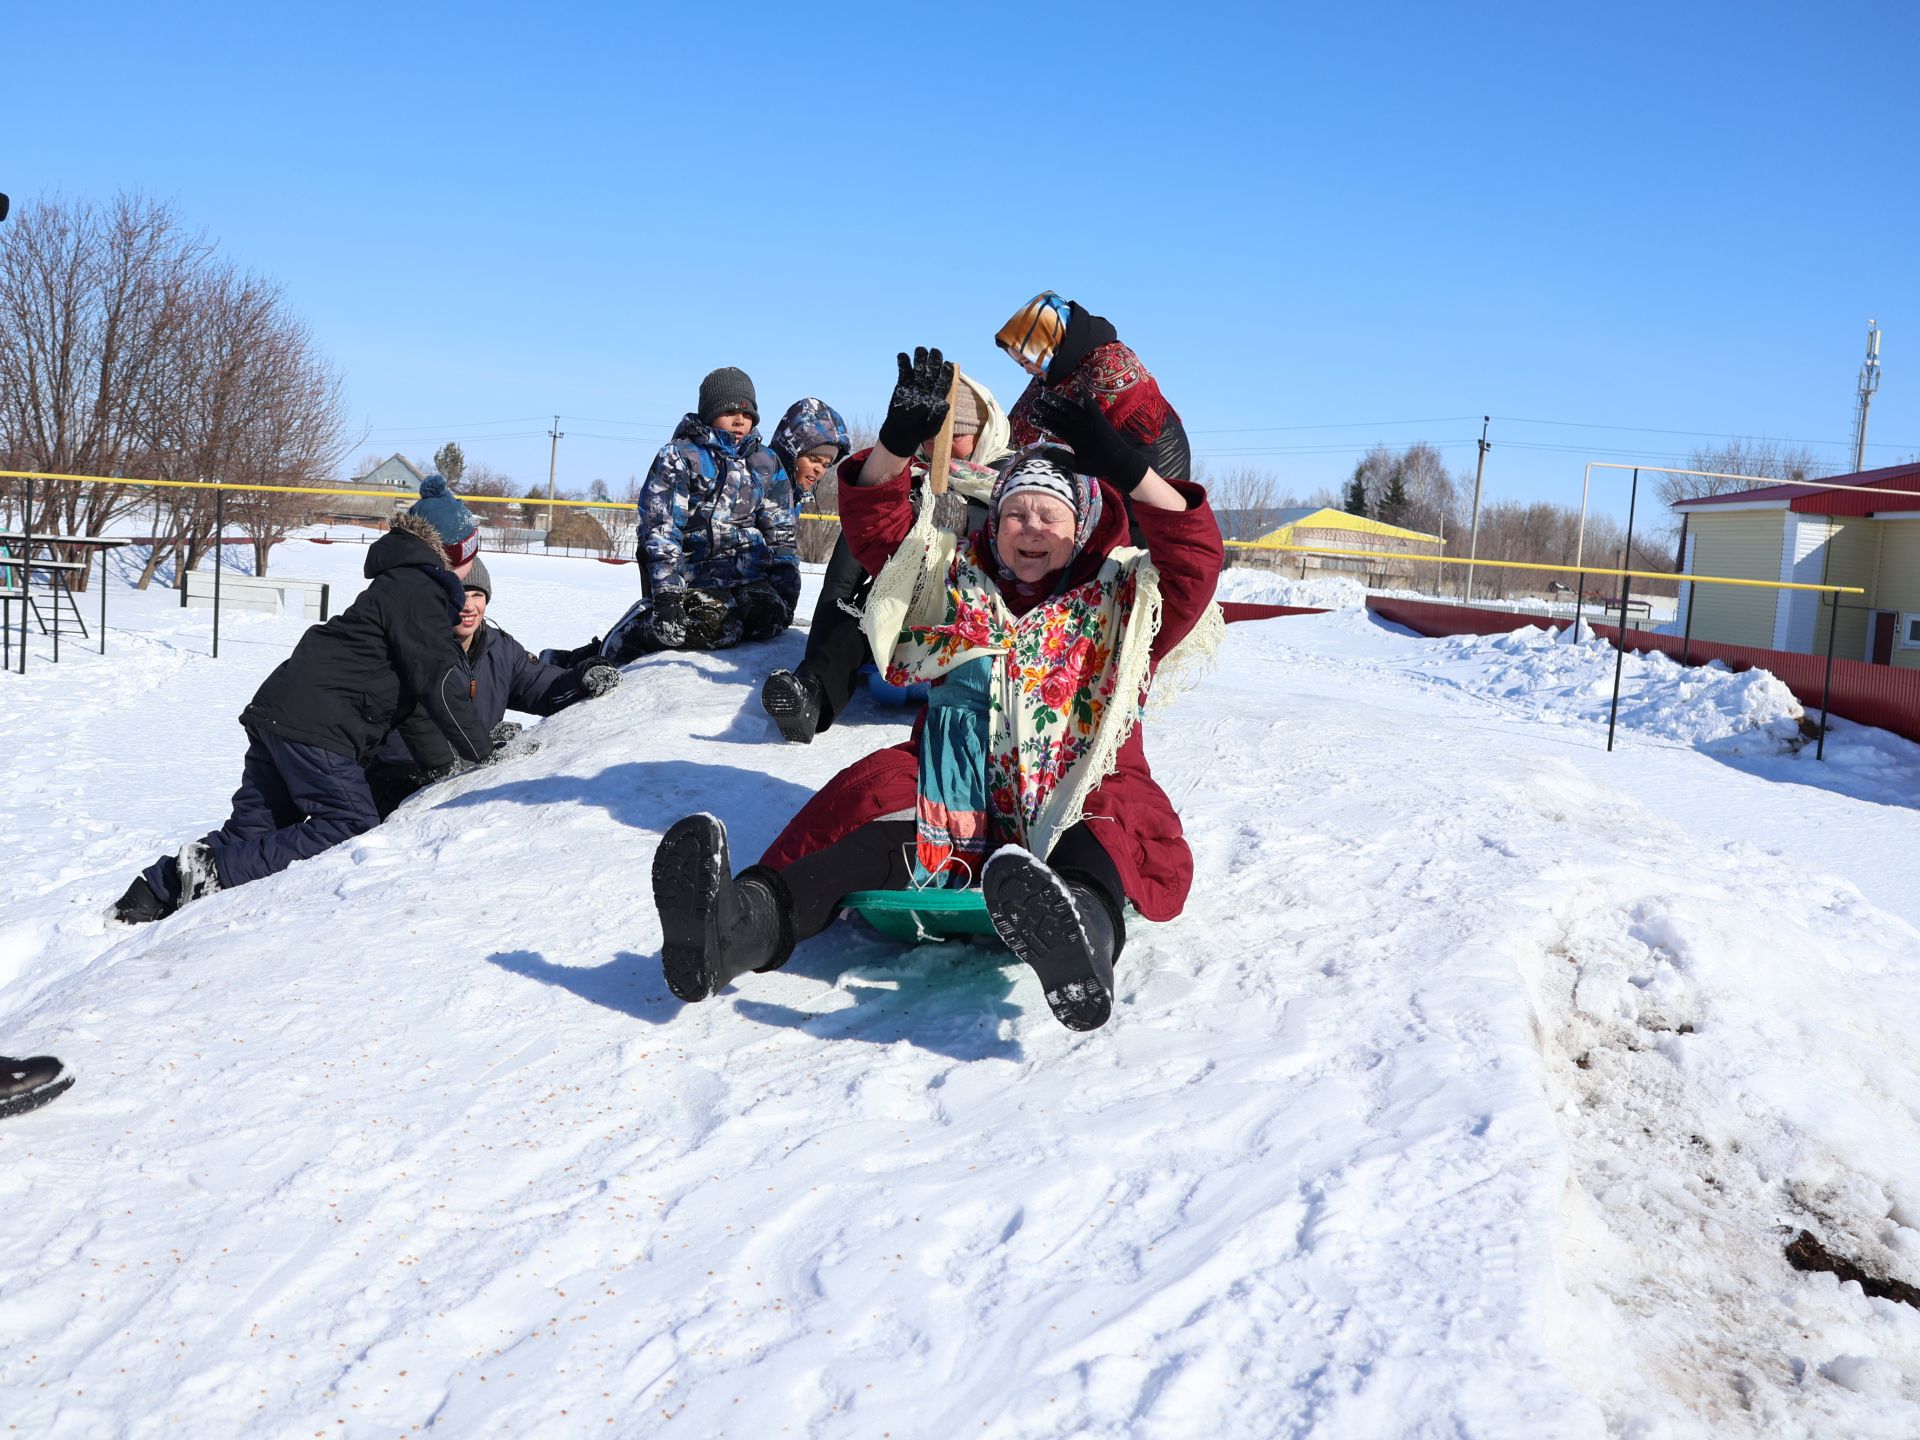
[1674,461,1920,516]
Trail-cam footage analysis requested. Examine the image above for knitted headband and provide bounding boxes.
[997,455,1078,516]
[987,445,1103,579]
[995,292,1071,374]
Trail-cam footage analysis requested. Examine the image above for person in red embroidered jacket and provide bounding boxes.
[996,291,1193,484]
[646,348,1224,1031]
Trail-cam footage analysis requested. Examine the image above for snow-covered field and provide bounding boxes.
[3,540,1918,1438]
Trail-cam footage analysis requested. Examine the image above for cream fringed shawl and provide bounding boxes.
[859,485,1164,870]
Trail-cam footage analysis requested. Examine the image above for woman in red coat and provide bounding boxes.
[650,348,1224,1030]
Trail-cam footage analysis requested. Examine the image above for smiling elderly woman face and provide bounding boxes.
[997,492,1077,584]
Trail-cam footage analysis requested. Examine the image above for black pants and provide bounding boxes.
[775,819,1126,948]
[797,496,988,733]
[603,582,793,664]
[795,537,874,733]
[143,728,382,901]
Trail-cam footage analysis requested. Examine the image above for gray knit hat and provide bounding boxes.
[697,366,758,424]
[462,555,493,600]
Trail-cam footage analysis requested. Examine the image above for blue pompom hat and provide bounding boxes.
[409,474,481,566]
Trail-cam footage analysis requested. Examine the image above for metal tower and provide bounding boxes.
[1851,320,1882,473]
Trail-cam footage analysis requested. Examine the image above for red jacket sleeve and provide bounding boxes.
[1129,479,1224,660]
[834,449,917,578]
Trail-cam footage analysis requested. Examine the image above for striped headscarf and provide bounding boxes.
[986,445,1103,584]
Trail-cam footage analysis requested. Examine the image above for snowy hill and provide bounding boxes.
[3,543,1919,1438]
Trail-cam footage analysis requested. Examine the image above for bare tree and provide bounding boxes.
[0,193,347,586]
[0,194,207,587]
[138,262,348,582]
[1657,438,1824,511]
[1195,463,1293,568]
[461,462,516,498]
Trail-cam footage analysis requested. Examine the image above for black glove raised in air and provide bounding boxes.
[877,346,955,459]
[1030,391,1150,493]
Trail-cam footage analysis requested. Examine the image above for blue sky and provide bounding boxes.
[10,1,1917,522]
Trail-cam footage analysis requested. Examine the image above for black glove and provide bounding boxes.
[579,663,620,698]
[489,720,524,750]
[1031,391,1150,493]
[683,587,740,649]
[647,589,689,648]
[877,346,955,458]
[419,757,477,784]
[735,578,795,641]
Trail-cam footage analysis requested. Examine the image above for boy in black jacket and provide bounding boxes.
[111,491,493,923]
[363,556,621,816]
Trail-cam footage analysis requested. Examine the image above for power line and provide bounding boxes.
[364,415,550,433]
[564,414,677,429]
[1188,415,1480,434]
[1492,412,1915,451]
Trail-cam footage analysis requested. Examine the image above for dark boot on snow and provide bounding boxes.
[652,814,795,1002]
[0,1055,73,1120]
[983,847,1123,1031]
[760,669,826,745]
[110,872,176,925]
[539,636,604,669]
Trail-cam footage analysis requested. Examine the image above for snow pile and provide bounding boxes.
[1213,568,1370,609]
[2,552,1920,1436]
[1419,624,1807,750]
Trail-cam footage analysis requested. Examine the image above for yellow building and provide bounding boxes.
[1237,507,1444,586]
[1673,462,1920,667]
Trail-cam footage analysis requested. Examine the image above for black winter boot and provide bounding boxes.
[760,669,826,745]
[0,1055,73,1120]
[983,847,1123,1031]
[652,815,795,1002]
[110,872,176,925]
[539,637,604,669]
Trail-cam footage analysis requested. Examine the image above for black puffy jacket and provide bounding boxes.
[240,527,491,766]
[373,622,591,770]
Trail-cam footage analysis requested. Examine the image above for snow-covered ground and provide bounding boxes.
[3,538,1918,1438]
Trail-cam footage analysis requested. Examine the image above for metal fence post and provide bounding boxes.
[19,474,31,675]
[213,488,223,659]
[1605,468,1641,753]
[319,582,330,622]
[1817,593,1840,761]
[99,547,108,654]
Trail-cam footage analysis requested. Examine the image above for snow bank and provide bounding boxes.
[1213,569,1370,609]
[1426,624,1807,750]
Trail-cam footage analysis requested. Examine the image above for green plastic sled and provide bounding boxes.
[843,886,1003,946]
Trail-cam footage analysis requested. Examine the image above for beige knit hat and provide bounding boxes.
[949,376,982,437]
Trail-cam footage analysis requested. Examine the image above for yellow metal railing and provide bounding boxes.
[1216,538,1863,595]
[0,468,1865,596]
[0,469,616,510]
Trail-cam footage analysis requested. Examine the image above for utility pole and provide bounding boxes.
[544,415,564,534]
[1851,320,1882,473]
[1463,416,1491,602]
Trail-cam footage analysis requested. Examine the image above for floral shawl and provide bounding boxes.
[861,485,1163,878]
